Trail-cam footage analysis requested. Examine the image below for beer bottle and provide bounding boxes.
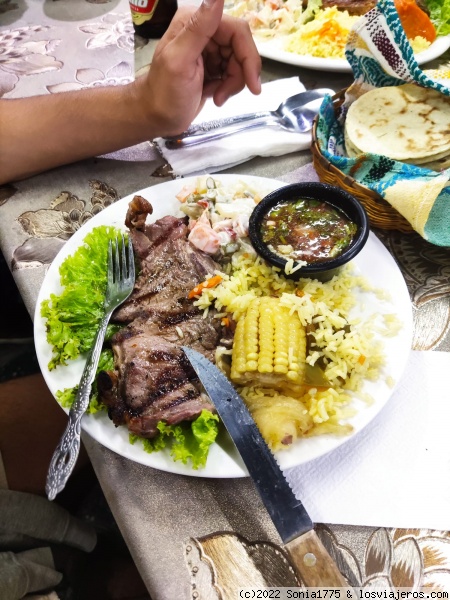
[130,0,178,39]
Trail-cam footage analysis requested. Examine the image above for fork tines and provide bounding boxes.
[108,233,135,286]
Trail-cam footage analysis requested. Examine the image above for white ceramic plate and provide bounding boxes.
[34,174,413,478]
[255,34,450,72]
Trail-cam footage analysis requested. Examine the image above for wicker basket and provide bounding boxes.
[311,89,413,233]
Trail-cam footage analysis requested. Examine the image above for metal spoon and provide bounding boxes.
[163,88,334,150]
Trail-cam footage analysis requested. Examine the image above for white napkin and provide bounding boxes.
[286,350,450,531]
[153,77,310,177]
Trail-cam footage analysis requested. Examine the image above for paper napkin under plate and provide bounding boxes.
[153,77,311,177]
[286,350,450,531]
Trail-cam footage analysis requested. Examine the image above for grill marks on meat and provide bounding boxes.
[114,216,216,325]
[98,198,222,439]
[321,0,429,16]
[98,334,211,438]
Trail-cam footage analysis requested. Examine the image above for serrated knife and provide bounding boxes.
[182,346,352,589]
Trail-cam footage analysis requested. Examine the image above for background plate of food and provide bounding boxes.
[254,33,450,72]
[225,0,450,72]
[34,175,413,478]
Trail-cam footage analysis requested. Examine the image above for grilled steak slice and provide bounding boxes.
[114,217,218,324]
[98,198,223,439]
[98,332,214,438]
[322,0,376,14]
[128,311,221,357]
[322,0,430,15]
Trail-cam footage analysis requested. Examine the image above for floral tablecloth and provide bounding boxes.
[2,1,450,599]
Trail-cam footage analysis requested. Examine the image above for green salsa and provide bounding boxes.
[260,198,357,264]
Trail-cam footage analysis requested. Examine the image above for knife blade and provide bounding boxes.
[182,346,352,589]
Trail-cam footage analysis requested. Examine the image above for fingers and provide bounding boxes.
[156,0,262,110]
[210,54,259,107]
[157,5,196,47]
[205,16,262,106]
[173,0,226,61]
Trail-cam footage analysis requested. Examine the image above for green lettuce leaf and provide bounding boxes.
[41,225,122,370]
[129,410,220,469]
[56,348,115,414]
[425,0,450,35]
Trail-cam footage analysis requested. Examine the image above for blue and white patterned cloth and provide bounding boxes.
[315,0,450,246]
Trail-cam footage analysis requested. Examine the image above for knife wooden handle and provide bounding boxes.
[285,529,351,588]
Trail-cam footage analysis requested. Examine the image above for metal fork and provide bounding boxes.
[46,234,135,501]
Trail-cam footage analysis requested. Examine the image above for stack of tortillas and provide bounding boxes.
[345,83,450,171]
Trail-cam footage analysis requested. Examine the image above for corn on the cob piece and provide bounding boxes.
[230,297,306,390]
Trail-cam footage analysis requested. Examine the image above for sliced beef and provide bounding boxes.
[322,0,429,15]
[322,0,377,14]
[97,196,222,439]
[98,333,214,438]
[128,310,222,356]
[114,218,217,324]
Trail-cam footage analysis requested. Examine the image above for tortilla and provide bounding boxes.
[419,155,450,171]
[344,129,363,158]
[345,83,450,162]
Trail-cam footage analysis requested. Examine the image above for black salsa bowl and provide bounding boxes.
[248,182,370,282]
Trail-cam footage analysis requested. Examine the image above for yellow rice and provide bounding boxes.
[282,7,431,60]
[284,7,359,59]
[195,249,400,451]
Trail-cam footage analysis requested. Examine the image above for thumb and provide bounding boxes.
[176,0,225,59]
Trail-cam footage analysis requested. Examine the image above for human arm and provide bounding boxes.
[0,0,261,185]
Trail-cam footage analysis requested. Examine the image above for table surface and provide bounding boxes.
[2,1,450,598]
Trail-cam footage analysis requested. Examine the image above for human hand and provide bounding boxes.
[136,0,262,138]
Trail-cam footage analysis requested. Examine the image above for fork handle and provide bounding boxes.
[164,115,277,150]
[45,311,111,501]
